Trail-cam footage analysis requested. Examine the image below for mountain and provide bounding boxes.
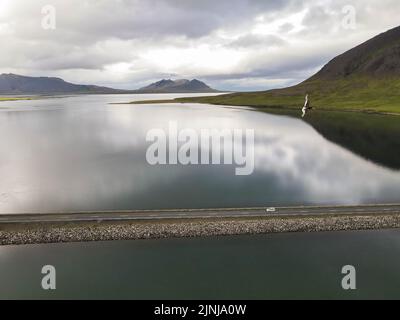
[137,79,218,93]
[0,73,123,95]
[180,26,400,114]
[309,26,400,80]
[0,74,218,95]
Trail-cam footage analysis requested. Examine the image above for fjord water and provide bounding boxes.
[1,94,400,213]
[2,229,400,299]
[2,94,400,299]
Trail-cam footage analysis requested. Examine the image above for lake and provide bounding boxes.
[1,94,400,299]
[1,93,400,214]
[1,229,400,299]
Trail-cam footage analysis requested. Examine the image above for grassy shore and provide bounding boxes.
[0,96,37,102]
[127,77,400,115]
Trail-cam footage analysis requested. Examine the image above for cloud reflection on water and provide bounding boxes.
[0,95,400,213]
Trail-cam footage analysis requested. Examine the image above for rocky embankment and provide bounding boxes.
[1,214,400,246]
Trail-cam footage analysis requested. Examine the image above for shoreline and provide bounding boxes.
[114,99,400,116]
[1,213,400,246]
[2,93,399,116]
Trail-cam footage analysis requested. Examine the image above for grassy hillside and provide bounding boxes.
[173,77,400,114]
[129,76,400,114]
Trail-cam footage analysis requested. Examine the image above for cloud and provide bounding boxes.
[278,23,295,33]
[228,34,286,49]
[0,0,400,91]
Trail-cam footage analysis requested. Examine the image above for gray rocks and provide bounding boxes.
[1,214,400,246]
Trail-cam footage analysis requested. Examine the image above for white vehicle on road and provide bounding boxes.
[266,207,276,213]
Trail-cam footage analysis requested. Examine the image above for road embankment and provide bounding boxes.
[1,213,400,246]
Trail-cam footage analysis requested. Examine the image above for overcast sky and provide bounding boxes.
[0,0,399,91]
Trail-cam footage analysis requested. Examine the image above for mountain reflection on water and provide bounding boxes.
[0,94,400,214]
[262,108,400,171]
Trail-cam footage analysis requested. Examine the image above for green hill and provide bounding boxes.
[174,26,400,114]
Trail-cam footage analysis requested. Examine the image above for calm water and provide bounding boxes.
[1,94,400,213]
[1,229,400,299]
[1,94,400,299]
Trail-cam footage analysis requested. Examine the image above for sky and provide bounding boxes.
[0,0,399,91]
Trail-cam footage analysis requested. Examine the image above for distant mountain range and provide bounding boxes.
[0,73,123,95]
[138,79,217,93]
[0,74,218,95]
